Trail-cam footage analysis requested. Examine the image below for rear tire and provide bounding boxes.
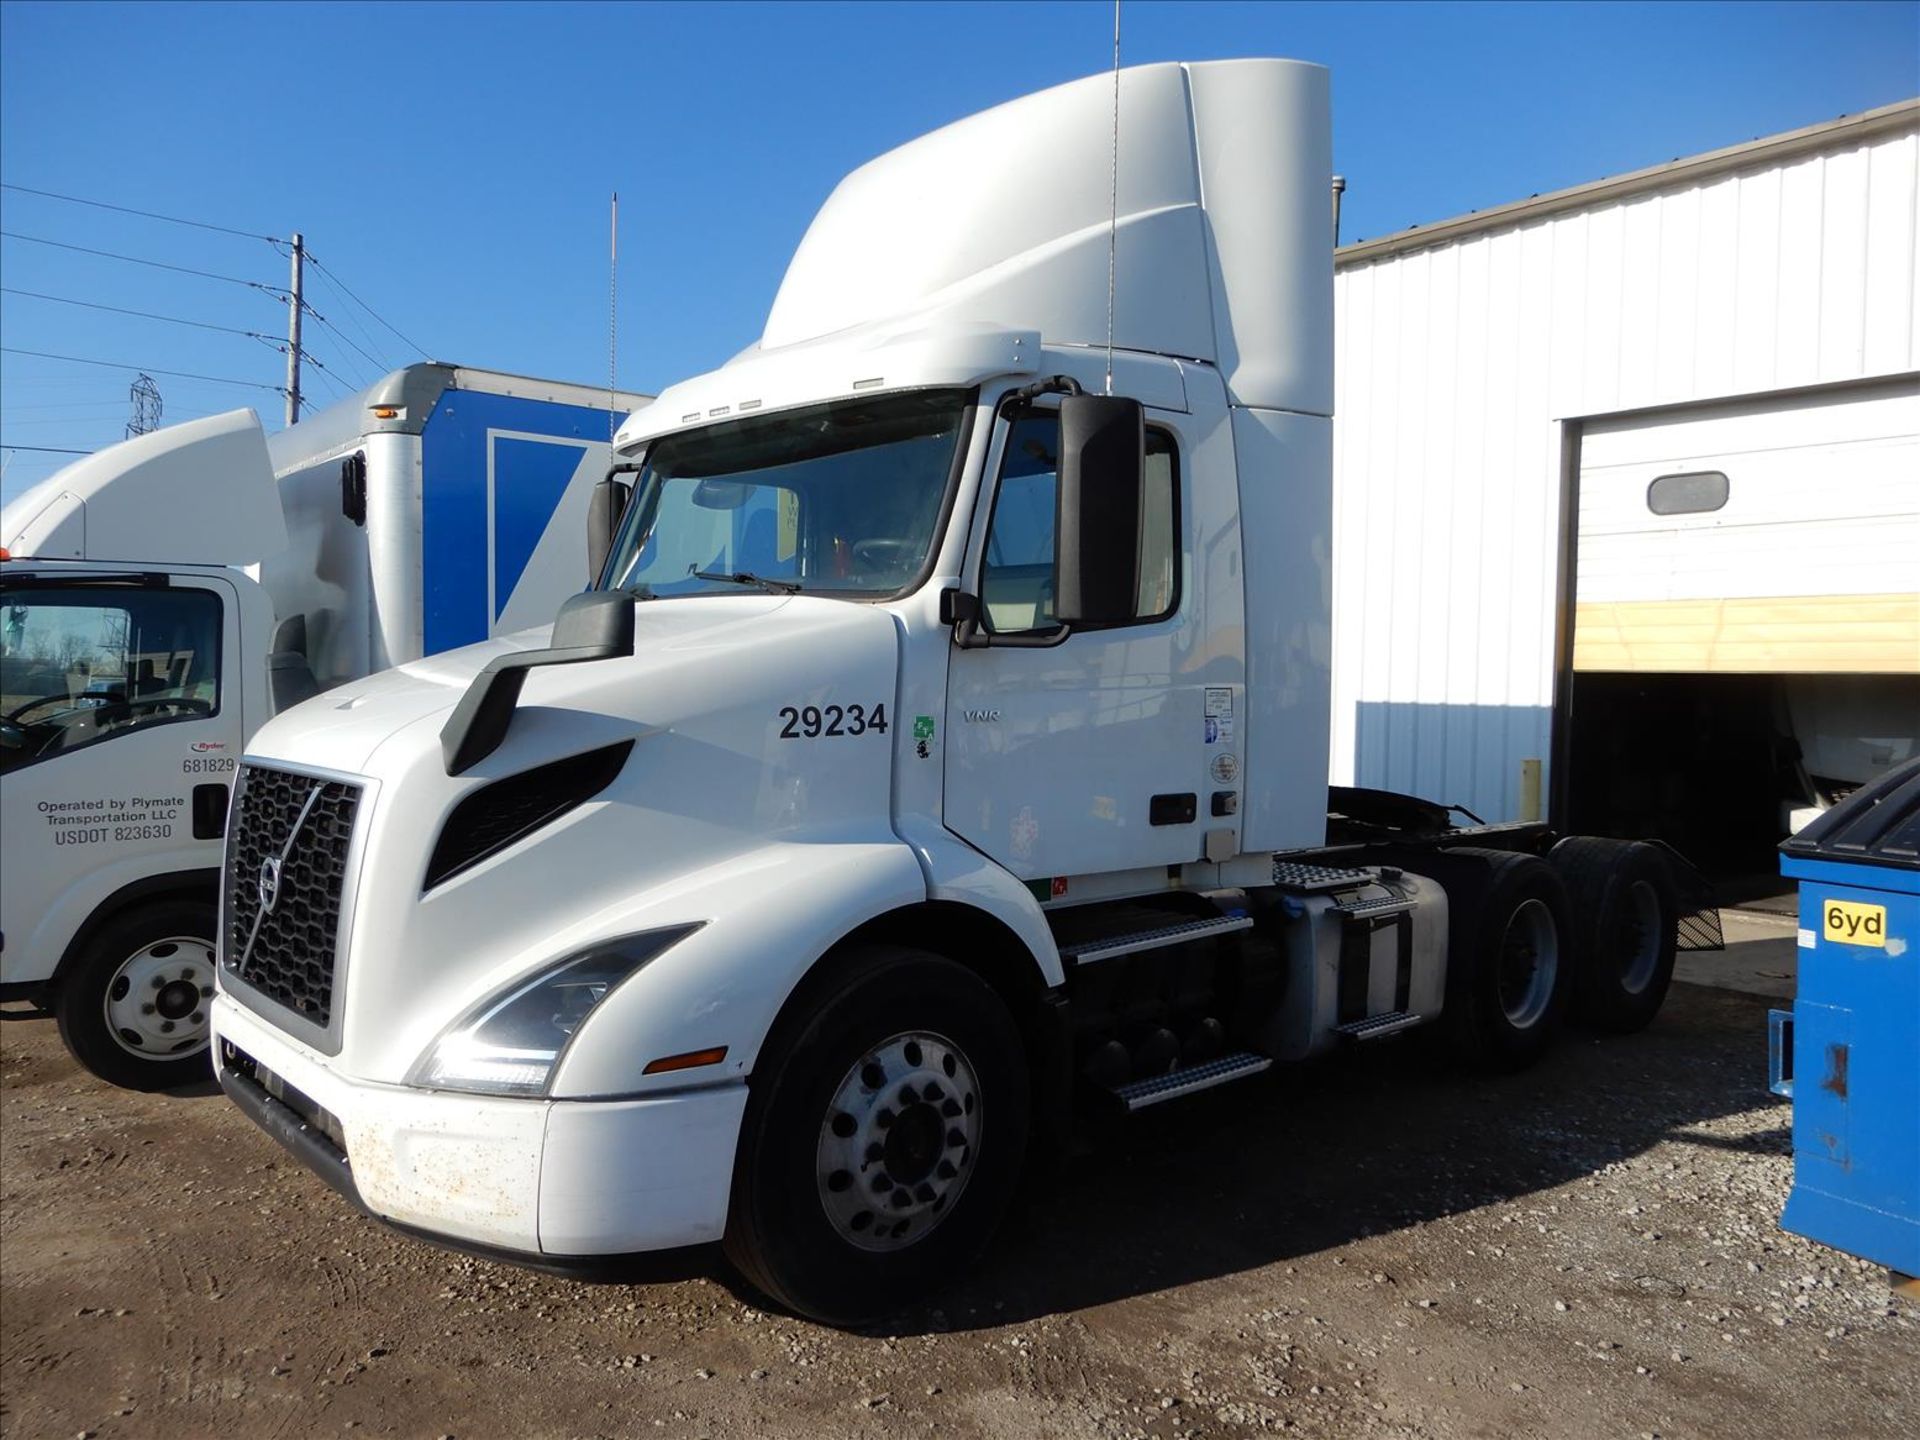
[1416,850,1574,1072]
[54,900,217,1091]
[1550,837,1678,1034]
[723,945,1029,1325]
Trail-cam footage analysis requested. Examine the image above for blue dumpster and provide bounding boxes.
[1772,757,1920,1286]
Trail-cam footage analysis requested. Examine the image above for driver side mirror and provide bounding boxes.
[1054,393,1146,627]
[587,473,634,585]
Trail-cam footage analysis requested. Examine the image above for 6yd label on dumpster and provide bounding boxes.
[1824,899,1886,948]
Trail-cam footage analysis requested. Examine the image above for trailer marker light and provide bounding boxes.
[643,1046,728,1075]
[372,406,400,419]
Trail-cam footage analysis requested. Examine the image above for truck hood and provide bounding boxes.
[238,591,907,1081]
[248,592,859,776]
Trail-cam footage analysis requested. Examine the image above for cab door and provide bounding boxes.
[0,571,244,982]
[942,393,1230,885]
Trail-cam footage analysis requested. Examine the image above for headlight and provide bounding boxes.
[408,925,698,1097]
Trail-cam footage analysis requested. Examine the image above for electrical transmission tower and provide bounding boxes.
[126,373,163,437]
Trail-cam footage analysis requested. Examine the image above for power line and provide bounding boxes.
[305,265,393,370]
[1,346,285,394]
[0,182,279,244]
[0,443,93,455]
[302,304,384,381]
[2,286,285,344]
[0,230,291,299]
[301,250,428,358]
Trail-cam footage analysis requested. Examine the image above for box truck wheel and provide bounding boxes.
[1549,837,1678,1034]
[724,945,1029,1325]
[1429,851,1574,1072]
[54,900,217,1091]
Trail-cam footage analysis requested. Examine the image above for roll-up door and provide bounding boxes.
[1574,378,1920,674]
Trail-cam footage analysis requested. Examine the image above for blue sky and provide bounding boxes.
[2,0,1915,501]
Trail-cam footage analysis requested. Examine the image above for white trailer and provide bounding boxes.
[0,365,647,1087]
[212,62,1697,1323]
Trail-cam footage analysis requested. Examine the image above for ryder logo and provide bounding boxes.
[191,741,228,753]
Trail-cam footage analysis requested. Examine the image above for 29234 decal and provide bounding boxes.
[778,703,889,739]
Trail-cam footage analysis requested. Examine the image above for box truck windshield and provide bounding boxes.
[602,387,969,599]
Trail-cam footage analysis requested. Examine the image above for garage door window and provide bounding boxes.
[1647,470,1729,516]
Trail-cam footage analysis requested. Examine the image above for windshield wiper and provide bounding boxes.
[691,569,802,595]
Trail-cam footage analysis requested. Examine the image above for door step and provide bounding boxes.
[1059,913,1252,967]
[1333,1010,1424,1042]
[1112,1051,1272,1111]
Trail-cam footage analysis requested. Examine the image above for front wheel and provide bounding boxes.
[54,900,217,1091]
[724,946,1030,1325]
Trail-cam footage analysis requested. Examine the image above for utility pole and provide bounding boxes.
[285,231,305,425]
[126,374,162,437]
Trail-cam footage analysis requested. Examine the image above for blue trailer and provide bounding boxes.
[263,363,653,691]
[1772,758,1920,1292]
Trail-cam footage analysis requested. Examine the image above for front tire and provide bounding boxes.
[53,900,217,1091]
[723,946,1030,1325]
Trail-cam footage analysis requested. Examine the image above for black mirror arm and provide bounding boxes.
[440,591,635,775]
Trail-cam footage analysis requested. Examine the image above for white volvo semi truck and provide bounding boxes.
[1,366,647,1088]
[212,61,1701,1323]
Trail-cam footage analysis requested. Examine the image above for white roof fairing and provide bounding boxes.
[620,58,1332,447]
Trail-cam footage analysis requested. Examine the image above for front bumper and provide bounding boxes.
[211,996,747,1258]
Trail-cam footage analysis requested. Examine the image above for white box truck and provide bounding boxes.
[211,62,1705,1323]
[0,365,648,1088]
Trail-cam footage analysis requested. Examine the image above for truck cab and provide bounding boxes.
[212,60,1691,1322]
[2,413,285,1087]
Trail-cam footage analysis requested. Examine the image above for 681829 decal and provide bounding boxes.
[778,703,889,739]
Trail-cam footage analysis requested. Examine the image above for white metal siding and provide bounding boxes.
[1331,122,1920,820]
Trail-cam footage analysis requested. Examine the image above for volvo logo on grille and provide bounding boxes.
[258,856,283,914]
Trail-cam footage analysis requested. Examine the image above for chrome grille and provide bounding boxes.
[223,763,361,1030]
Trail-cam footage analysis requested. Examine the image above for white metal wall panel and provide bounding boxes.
[1332,122,1920,820]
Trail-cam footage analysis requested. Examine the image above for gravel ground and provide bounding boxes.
[3,980,1913,1440]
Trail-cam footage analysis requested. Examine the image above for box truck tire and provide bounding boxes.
[1549,837,1679,1035]
[723,946,1030,1324]
[54,900,218,1091]
[1420,851,1575,1073]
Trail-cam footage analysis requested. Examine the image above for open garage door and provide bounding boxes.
[1565,377,1920,874]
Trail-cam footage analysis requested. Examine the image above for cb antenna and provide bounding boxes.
[608,190,619,442]
[1104,0,1121,396]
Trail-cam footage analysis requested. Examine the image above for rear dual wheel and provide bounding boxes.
[724,946,1028,1325]
[1549,836,1679,1034]
[1399,848,1575,1072]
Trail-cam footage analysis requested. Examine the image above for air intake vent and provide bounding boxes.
[424,741,634,891]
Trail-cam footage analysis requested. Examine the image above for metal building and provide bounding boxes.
[1331,98,1920,873]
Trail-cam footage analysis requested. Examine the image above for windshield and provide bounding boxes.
[601,388,971,598]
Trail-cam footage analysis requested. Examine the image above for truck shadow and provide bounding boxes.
[856,982,1786,1334]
